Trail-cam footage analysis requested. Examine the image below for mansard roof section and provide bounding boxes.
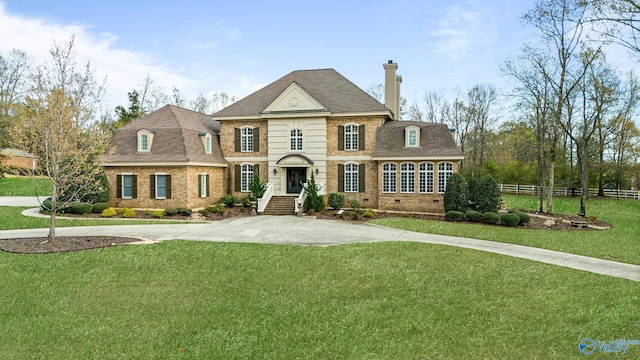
[212,68,390,119]
[103,105,226,165]
[373,121,465,159]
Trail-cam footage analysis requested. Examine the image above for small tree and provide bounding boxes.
[474,175,502,213]
[444,173,469,212]
[248,173,266,200]
[303,172,324,212]
[13,36,105,243]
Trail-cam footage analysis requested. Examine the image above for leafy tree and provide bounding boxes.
[112,90,144,131]
[14,36,105,243]
[443,173,469,212]
[473,175,502,214]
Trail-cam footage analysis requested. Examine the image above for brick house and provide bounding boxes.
[102,61,464,213]
[1,148,38,170]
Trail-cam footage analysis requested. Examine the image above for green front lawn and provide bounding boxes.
[1,241,637,359]
[371,195,640,265]
[0,176,51,196]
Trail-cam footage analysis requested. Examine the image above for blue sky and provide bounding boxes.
[0,0,590,112]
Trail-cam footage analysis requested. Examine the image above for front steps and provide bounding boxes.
[262,196,296,215]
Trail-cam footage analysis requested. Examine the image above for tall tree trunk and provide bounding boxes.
[546,162,555,214]
[538,150,546,213]
[577,143,588,216]
[48,183,57,243]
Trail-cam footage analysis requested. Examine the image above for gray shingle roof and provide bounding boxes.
[212,69,389,117]
[103,105,226,165]
[0,148,38,158]
[373,121,464,158]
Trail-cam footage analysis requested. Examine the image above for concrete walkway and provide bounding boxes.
[0,207,638,282]
[1,197,638,282]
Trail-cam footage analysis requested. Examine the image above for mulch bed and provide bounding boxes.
[0,236,143,254]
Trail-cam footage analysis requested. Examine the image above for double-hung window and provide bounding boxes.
[382,163,397,193]
[155,174,168,199]
[419,163,434,193]
[290,129,303,151]
[438,162,454,194]
[241,127,253,152]
[241,164,253,192]
[122,174,133,199]
[199,174,208,198]
[344,163,358,192]
[400,163,415,193]
[344,125,359,151]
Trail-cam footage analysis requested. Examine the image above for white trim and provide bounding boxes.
[405,125,420,148]
[344,162,359,193]
[223,157,268,162]
[382,162,397,193]
[137,129,154,153]
[212,115,263,121]
[332,111,392,117]
[240,126,254,152]
[199,173,208,198]
[103,161,228,167]
[372,155,464,161]
[154,173,167,199]
[213,111,391,121]
[326,156,373,161]
[121,173,133,199]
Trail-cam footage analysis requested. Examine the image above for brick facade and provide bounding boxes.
[105,166,225,210]
[219,120,269,158]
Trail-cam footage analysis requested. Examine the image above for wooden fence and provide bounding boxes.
[499,184,640,200]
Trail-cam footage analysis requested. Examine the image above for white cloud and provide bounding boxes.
[0,3,194,110]
[429,3,494,60]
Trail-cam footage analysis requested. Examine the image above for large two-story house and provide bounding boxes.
[102,61,464,214]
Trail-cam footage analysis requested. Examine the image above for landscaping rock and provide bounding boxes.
[543,219,555,227]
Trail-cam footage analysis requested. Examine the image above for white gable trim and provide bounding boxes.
[263,82,327,113]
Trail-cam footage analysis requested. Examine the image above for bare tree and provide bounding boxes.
[14,36,105,242]
[590,0,640,55]
[0,49,31,147]
[423,91,449,123]
[464,84,498,177]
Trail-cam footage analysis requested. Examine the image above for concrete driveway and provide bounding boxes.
[0,211,639,282]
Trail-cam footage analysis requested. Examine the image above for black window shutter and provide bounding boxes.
[338,164,344,192]
[116,175,122,199]
[254,127,260,152]
[206,174,209,197]
[338,125,344,151]
[166,175,172,199]
[150,175,155,199]
[359,164,366,192]
[132,175,137,199]
[358,125,365,151]
[254,164,260,176]
[199,174,203,197]
[234,128,241,152]
[234,165,241,192]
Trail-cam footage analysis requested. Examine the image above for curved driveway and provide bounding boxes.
[0,206,638,282]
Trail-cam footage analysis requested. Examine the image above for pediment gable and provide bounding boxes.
[263,82,327,113]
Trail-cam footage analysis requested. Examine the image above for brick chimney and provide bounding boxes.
[383,60,401,120]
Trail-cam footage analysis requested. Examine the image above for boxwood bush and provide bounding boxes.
[328,193,345,210]
[444,173,469,213]
[465,210,482,222]
[481,211,500,224]
[164,208,178,216]
[221,194,237,208]
[509,210,531,225]
[445,210,464,222]
[91,202,109,214]
[473,175,502,213]
[500,213,521,226]
[152,210,164,218]
[207,204,226,216]
[101,208,117,218]
[122,208,136,218]
[175,208,193,216]
[70,202,93,215]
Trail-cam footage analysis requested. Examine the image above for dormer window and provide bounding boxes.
[405,125,420,148]
[137,129,154,153]
[200,132,213,154]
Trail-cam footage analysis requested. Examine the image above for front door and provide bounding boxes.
[286,168,306,194]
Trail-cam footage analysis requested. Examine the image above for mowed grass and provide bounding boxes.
[1,241,638,359]
[0,176,51,196]
[0,207,188,230]
[371,195,640,265]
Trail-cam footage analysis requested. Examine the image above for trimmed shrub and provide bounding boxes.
[164,208,178,216]
[175,208,193,216]
[465,210,482,222]
[207,204,225,216]
[122,208,136,218]
[152,210,164,218]
[198,209,208,216]
[143,209,153,216]
[445,210,464,222]
[101,208,117,218]
[348,199,360,209]
[116,207,128,215]
[41,198,53,212]
[363,210,376,219]
[481,211,500,224]
[467,177,479,205]
[509,210,531,225]
[71,202,93,215]
[221,194,236,208]
[474,175,502,214]
[501,213,521,226]
[328,193,345,210]
[92,202,109,214]
[444,173,469,213]
[240,195,252,208]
